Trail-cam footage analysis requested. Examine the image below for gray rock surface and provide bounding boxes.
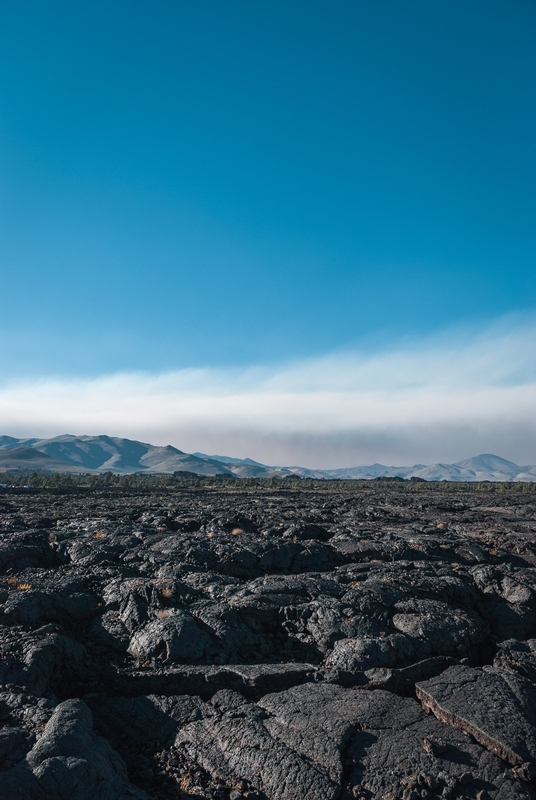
[176,691,340,800]
[176,683,535,800]
[417,665,536,766]
[127,610,213,663]
[2,480,536,798]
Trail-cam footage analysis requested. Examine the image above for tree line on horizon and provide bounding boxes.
[0,470,535,494]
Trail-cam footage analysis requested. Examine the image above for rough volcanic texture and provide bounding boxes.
[2,482,536,799]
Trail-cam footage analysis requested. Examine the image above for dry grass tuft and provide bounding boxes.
[93,530,106,539]
[17,583,32,590]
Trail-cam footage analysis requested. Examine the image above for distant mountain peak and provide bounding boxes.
[0,435,534,481]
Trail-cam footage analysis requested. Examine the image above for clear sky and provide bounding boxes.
[1,1,536,465]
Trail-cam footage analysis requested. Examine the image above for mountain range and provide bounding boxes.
[0,434,535,482]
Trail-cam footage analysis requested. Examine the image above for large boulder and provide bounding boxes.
[391,598,489,657]
[127,609,212,663]
[325,632,429,672]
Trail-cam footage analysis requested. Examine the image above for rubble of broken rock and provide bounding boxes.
[2,479,536,799]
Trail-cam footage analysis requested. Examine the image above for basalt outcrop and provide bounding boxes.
[1,482,536,799]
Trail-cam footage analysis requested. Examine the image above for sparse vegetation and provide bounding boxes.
[1,469,535,495]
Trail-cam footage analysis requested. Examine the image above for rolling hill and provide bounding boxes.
[0,435,534,481]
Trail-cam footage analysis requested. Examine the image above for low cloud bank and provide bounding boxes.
[2,317,536,468]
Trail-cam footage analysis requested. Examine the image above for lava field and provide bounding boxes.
[2,481,536,800]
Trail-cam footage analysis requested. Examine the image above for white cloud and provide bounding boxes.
[2,316,536,467]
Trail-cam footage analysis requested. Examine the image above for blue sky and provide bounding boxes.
[1,1,536,464]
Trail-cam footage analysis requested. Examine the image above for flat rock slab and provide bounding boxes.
[416,665,536,766]
[110,662,320,699]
